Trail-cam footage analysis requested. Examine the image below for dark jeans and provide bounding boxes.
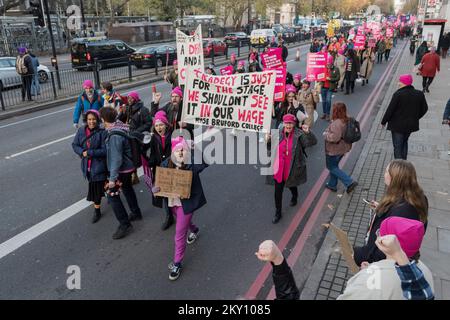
[274,180,298,212]
[384,49,391,61]
[325,155,353,189]
[321,87,333,116]
[21,75,32,101]
[442,48,448,59]
[377,52,384,63]
[345,71,355,93]
[391,131,411,160]
[107,172,142,226]
[422,76,434,90]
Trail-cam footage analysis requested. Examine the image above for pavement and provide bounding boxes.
[301,42,450,300]
[0,41,407,299]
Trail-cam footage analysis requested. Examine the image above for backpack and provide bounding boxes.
[16,55,28,75]
[108,131,142,168]
[343,117,361,144]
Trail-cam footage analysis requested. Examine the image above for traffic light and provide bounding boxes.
[29,0,45,27]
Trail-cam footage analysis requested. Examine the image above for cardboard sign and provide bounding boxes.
[176,25,204,86]
[220,65,234,75]
[354,35,366,50]
[264,66,286,102]
[154,167,193,199]
[306,52,327,82]
[181,69,276,133]
[261,48,283,69]
[323,223,360,274]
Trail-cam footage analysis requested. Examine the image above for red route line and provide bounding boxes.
[245,41,406,300]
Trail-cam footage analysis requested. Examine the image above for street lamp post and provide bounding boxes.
[42,0,61,89]
[79,0,86,36]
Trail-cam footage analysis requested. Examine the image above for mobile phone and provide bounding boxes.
[362,198,372,205]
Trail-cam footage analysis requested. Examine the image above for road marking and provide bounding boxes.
[5,134,75,159]
[0,107,73,129]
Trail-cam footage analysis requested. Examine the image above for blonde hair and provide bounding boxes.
[377,160,428,223]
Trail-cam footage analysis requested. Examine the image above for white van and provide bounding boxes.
[250,29,277,47]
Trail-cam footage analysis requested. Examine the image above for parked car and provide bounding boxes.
[70,38,135,70]
[203,39,227,57]
[130,45,177,69]
[250,29,277,47]
[224,32,249,47]
[0,56,50,91]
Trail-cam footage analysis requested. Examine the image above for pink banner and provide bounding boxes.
[263,66,287,102]
[354,35,366,50]
[306,53,327,82]
[220,65,234,75]
[357,26,364,35]
[261,48,283,69]
[349,28,355,35]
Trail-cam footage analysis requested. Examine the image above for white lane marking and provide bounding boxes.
[0,127,220,260]
[0,107,73,129]
[5,134,75,159]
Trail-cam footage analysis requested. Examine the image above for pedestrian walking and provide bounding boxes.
[443,98,450,126]
[297,80,319,128]
[15,47,33,101]
[440,33,450,59]
[28,49,40,96]
[278,38,288,62]
[142,110,174,230]
[338,217,433,300]
[320,56,340,120]
[99,107,143,240]
[384,37,393,61]
[73,80,104,128]
[415,41,428,66]
[360,48,375,86]
[420,47,440,93]
[381,74,428,160]
[267,114,317,224]
[376,38,386,64]
[352,159,429,266]
[323,102,358,193]
[335,48,346,91]
[344,49,360,95]
[153,136,208,281]
[72,109,108,223]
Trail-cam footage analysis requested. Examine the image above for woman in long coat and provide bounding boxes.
[360,48,376,86]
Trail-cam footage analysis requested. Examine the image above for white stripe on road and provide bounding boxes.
[0,107,73,130]
[4,134,75,159]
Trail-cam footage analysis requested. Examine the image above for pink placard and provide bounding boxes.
[368,38,377,48]
[263,66,287,102]
[306,52,327,82]
[220,65,234,75]
[357,26,364,35]
[354,35,366,50]
[386,28,394,38]
[261,48,283,69]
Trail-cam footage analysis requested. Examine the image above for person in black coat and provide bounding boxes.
[72,109,108,223]
[16,47,34,101]
[381,74,428,160]
[278,39,289,62]
[353,160,428,266]
[256,240,299,300]
[118,91,153,134]
[142,110,174,230]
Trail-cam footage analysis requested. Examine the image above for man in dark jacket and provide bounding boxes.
[381,74,428,160]
[256,240,299,300]
[100,107,143,240]
[278,39,288,62]
[16,47,34,101]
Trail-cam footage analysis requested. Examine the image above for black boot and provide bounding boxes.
[272,210,282,224]
[92,208,101,224]
[289,196,297,207]
[161,212,175,230]
[112,224,133,240]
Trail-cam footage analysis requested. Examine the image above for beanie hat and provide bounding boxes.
[231,53,236,59]
[399,74,413,86]
[128,91,140,101]
[294,73,302,81]
[282,114,297,124]
[379,217,425,258]
[173,59,178,65]
[83,80,94,89]
[171,136,190,151]
[18,47,27,54]
[153,110,169,126]
[171,86,183,98]
[238,60,245,67]
[285,84,297,94]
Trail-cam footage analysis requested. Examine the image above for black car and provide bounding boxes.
[71,38,135,70]
[224,32,249,47]
[130,45,177,69]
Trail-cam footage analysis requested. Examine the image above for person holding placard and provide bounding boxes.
[274,85,305,129]
[297,80,319,128]
[152,137,208,281]
[266,114,317,224]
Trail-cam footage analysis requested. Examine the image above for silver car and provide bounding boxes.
[0,57,50,90]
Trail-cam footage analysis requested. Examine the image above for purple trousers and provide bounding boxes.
[171,206,198,264]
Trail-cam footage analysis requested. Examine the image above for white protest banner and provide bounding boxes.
[181,69,276,133]
[176,25,204,86]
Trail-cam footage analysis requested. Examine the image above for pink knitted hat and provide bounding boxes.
[171,86,183,98]
[83,80,94,89]
[153,110,169,126]
[399,74,413,86]
[380,217,425,258]
[128,91,140,101]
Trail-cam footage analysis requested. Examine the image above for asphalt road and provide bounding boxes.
[0,40,407,299]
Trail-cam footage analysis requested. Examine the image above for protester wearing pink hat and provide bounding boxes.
[118,90,152,135]
[236,60,245,73]
[229,53,238,73]
[172,86,183,98]
[338,216,433,300]
[381,75,428,160]
[151,136,208,280]
[269,112,317,224]
[335,48,347,91]
[293,73,302,92]
[73,80,104,128]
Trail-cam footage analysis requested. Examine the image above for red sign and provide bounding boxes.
[220,66,234,75]
[306,53,327,82]
[263,66,287,102]
[354,35,366,50]
[368,38,377,48]
[261,48,283,69]
[357,26,365,35]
